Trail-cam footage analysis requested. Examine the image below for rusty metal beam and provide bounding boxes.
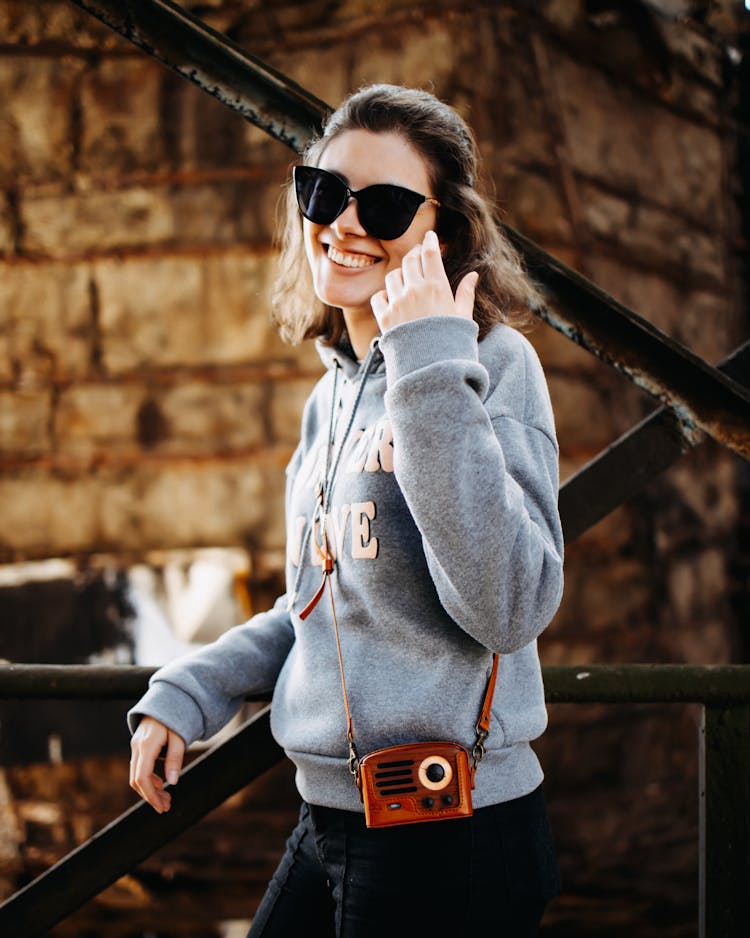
[559,340,750,542]
[69,0,327,151]
[506,228,750,460]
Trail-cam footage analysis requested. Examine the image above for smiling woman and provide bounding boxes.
[272,83,539,349]
[301,129,459,356]
[127,83,564,938]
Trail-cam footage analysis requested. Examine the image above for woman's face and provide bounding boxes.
[302,129,439,339]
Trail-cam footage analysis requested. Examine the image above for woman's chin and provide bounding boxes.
[314,281,381,317]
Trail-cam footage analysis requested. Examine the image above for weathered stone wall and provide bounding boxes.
[0,1,321,567]
[0,1,747,935]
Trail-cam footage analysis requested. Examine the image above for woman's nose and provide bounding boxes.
[331,197,366,237]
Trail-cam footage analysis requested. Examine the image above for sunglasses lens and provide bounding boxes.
[294,167,346,225]
[293,167,429,240]
[357,185,423,240]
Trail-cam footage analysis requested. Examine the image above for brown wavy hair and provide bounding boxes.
[272,84,539,345]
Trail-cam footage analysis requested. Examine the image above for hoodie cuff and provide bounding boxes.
[379,316,479,383]
[126,680,205,745]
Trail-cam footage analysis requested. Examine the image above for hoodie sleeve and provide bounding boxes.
[126,442,309,745]
[378,315,563,654]
[127,595,295,744]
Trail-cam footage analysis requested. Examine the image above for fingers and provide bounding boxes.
[372,230,477,330]
[419,229,448,283]
[383,263,405,306]
[399,230,444,287]
[454,270,479,320]
[370,288,389,327]
[130,717,184,814]
[130,718,169,813]
[400,242,424,286]
[164,730,186,786]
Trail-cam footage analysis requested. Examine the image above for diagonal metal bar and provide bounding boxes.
[69,0,750,463]
[0,705,284,938]
[506,228,750,461]
[559,340,750,542]
[70,0,327,151]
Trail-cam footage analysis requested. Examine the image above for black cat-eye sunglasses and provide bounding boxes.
[293,165,441,241]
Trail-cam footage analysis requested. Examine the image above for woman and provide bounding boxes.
[129,83,564,936]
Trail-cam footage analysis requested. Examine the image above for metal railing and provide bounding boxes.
[0,663,747,937]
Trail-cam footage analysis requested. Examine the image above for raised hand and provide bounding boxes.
[370,229,478,332]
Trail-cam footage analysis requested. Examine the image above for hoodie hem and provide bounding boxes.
[287,741,543,814]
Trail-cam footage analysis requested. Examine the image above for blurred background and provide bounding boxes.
[0,0,748,934]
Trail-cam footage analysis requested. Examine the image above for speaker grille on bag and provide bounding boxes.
[373,758,418,796]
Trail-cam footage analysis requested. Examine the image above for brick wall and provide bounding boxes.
[0,1,747,935]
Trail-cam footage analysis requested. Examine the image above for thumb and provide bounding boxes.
[164,730,186,786]
[370,288,389,330]
[454,270,479,319]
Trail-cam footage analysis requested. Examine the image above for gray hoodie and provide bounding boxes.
[128,315,564,812]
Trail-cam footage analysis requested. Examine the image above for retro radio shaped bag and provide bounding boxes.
[358,740,474,827]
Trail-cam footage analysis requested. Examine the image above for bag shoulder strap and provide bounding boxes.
[471,652,499,772]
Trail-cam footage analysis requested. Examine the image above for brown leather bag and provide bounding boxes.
[358,740,474,828]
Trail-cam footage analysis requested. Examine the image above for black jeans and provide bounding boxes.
[248,785,560,937]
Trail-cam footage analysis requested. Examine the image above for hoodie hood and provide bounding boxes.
[316,333,386,380]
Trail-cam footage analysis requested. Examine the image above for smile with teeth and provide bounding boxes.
[327,245,380,269]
